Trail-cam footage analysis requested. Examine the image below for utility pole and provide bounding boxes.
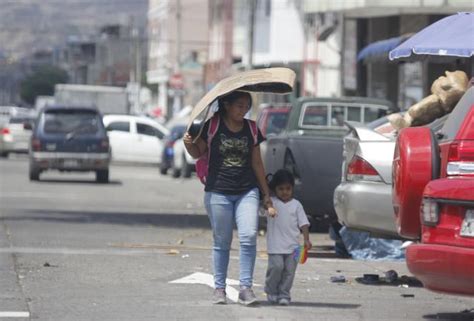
[171,0,182,118]
[247,0,257,70]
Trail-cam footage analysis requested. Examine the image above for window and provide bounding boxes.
[347,107,362,122]
[331,106,345,127]
[364,106,387,123]
[43,110,100,134]
[137,123,164,139]
[106,121,130,133]
[301,105,328,127]
[266,113,289,135]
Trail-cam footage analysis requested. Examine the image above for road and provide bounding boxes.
[1,157,473,321]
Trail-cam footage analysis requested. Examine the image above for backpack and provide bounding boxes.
[195,115,258,184]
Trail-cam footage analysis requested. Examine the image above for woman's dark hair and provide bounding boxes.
[268,169,295,191]
[217,91,252,115]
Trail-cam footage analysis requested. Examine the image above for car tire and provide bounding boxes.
[0,151,8,158]
[96,169,109,183]
[182,155,192,178]
[172,166,181,178]
[29,166,40,181]
[159,165,168,175]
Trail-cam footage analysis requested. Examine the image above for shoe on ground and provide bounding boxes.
[213,288,227,304]
[266,294,278,304]
[278,298,290,306]
[238,287,258,306]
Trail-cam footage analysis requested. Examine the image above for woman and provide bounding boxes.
[183,91,273,306]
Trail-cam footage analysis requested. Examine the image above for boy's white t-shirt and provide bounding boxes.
[266,197,310,254]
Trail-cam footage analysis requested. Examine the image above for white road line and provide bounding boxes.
[0,311,30,318]
[170,272,240,302]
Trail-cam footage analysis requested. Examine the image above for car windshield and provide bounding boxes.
[43,110,101,135]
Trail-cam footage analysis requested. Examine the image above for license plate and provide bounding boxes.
[460,209,474,237]
[63,160,79,168]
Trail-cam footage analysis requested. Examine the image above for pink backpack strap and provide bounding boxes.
[207,115,220,154]
[247,119,258,146]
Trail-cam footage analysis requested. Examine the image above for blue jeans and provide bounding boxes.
[204,188,260,289]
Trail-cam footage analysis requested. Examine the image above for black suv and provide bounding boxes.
[29,106,111,182]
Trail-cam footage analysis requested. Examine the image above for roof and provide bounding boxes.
[297,96,394,108]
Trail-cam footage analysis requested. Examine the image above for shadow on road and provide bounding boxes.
[259,301,360,309]
[424,310,474,321]
[33,179,123,185]
[2,209,211,229]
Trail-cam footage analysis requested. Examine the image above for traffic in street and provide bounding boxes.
[1,157,473,321]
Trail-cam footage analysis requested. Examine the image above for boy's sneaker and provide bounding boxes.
[213,288,227,304]
[238,287,258,306]
[266,294,278,304]
[278,298,290,306]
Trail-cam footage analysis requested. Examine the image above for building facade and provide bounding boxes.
[147,0,209,119]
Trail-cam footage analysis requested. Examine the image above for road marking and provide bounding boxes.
[170,272,262,303]
[0,312,30,318]
[170,272,240,302]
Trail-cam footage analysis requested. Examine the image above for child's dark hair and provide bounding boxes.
[268,169,295,192]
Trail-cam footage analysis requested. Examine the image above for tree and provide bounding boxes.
[20,65,68,105]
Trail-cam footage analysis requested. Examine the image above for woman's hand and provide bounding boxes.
[183,133,206,159]
[183,132,194,145]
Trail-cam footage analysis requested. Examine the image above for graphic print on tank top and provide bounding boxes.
[218,133,249,167]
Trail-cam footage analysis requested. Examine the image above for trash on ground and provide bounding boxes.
[167,249,180,255]
[384,270,398,283]
[176,239,184,245]
[401,294,415,298]
[181,254,190,258]
[339,226,405,261]
[330,275,346,283]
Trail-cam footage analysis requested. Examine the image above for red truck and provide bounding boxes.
[392,87,474,296]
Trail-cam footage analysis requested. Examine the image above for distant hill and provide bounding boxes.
[0,0,148,59]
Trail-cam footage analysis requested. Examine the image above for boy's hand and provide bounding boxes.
[267,207,277,217]
[304,239,312,250]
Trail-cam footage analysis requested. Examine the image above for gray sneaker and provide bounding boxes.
[213,288,227,304]
[238,287,258,306]
[278,298,290,306]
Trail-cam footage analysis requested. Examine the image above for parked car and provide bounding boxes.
[334,114,448,238]
[1,113,37,157]
[29,105,111,182]
[392,86,474,296]
[171,137,196,178]
[103,115,168,164]
[159,124,186,175]
[264,96,393,229]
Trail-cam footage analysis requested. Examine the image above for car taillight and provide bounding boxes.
[447,140,474,176]
[346,156,383,182]
[421,198,439,226]
[31,138,41,151]
[1,127,10,135]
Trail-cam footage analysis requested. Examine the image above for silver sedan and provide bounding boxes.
[334,115,447,238]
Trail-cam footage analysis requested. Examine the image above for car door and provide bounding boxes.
[105,119,134,162]
[135,120,166,163]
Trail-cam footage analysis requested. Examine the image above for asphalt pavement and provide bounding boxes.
[1,156,473,321]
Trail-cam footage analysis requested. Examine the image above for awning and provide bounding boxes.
[357,35,410,63]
